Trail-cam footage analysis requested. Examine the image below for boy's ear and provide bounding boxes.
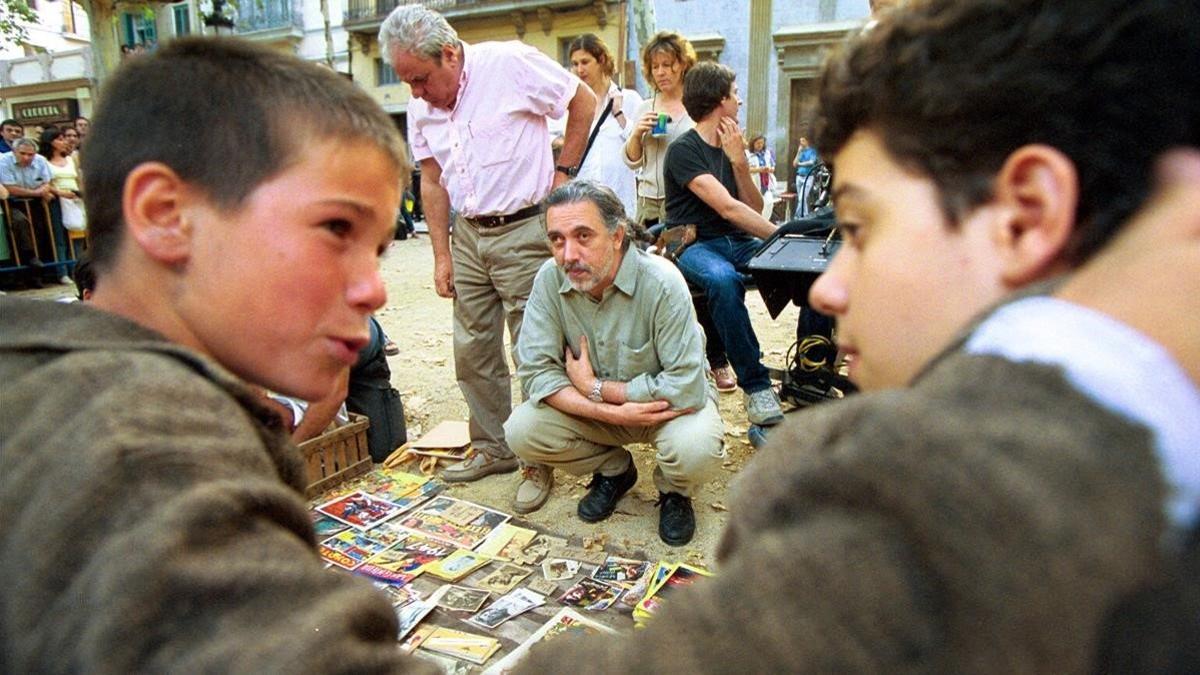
[121,162,194,266]
[990,145,1079,287]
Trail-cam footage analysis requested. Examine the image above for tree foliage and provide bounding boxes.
[2,0,39,47]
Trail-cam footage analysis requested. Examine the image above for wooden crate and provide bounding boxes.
[299,413,373,499]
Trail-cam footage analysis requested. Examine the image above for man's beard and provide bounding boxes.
[563,255,613,294]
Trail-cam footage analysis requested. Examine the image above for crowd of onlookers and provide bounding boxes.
[0,115,90,291]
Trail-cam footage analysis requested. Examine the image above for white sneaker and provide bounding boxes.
[59,275,73,286]
[744,388,784,426]
[513,464,553,514]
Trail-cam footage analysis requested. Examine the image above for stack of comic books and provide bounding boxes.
[631,562,711,626]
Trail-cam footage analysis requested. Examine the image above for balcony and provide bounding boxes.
[1,48,95,94]
[235,0,304,42]
[345,0,608,31]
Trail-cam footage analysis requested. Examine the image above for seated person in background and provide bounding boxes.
[1,137,56,282]
[663,62,782,427]
[514,0,1198,671]
[0,38,436,673]
[505,180,724,547]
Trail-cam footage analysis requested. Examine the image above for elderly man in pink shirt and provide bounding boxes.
[380,6,596,482]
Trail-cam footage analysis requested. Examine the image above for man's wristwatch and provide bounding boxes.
[555,164,579,177]
[588,378,604,403]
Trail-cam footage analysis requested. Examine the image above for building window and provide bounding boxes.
[377,58,401,87]
[122,11,159,47]
[173,3,191,36]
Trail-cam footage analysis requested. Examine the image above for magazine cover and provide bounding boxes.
[361,519,413,548]
[482,607,618,675]
[317,529,392,570]
[423,549,492,582]
[634,563,712,621]
[356,533,456,583]
[315,491,404,530]
[467,588,546,629]
[377,476,443,513]
[592,556,651,584]
[558,577,621,611]
[395,496,511,549]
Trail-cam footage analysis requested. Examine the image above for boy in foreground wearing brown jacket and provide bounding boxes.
[515,0,1198,672]
[0,39,438,673]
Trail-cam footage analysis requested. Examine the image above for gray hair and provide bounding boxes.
[544,179,631,246]
[378,5,459,66]
[11,137,38,152]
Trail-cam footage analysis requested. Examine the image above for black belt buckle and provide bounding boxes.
[470,204,540,228]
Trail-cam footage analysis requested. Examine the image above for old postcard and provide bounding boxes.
[526,577,560,597]
[541,558,580,582]
[558,577,621,611]
[467,588,546,629]
[473,563,533,594]
[437,585,491,613]
[592,556,651,585]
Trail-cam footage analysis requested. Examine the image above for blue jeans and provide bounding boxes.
[676,235,770,393]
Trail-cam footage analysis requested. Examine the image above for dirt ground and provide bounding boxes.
[374,231,802,567]
[13,229,803,567]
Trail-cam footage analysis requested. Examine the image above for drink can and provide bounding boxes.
[651,112,670,137]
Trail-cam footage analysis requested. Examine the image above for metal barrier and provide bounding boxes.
[1,198,86,274]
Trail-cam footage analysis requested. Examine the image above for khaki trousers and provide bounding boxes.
[451,212,550,459]
[504,396,726,497]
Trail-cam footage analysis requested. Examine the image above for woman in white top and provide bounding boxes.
[568,34,643,218]
[622,31,698,234]
[746,134,777,220]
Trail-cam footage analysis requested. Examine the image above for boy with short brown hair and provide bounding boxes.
[0,38,434,673]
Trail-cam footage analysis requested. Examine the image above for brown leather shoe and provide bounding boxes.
[711,365,737,393]
[513,464,553,514]
[441,451,519,482]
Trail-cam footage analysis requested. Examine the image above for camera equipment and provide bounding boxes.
[748,208,857,420]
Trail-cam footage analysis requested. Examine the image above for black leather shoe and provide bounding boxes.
[577,462,638,523]
[657,492,695,546]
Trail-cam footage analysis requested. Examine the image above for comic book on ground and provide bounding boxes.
[317,529,392,570]
[395,496,511,550]
[356,532,456,583]
[316,491,404,530]
[311,511,350,538]
[482,608,618,675]
[633,563,712,625]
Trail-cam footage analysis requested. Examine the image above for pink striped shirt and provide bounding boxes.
[407,41,579,218]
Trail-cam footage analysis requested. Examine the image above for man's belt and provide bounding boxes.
[465,204,541,229]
